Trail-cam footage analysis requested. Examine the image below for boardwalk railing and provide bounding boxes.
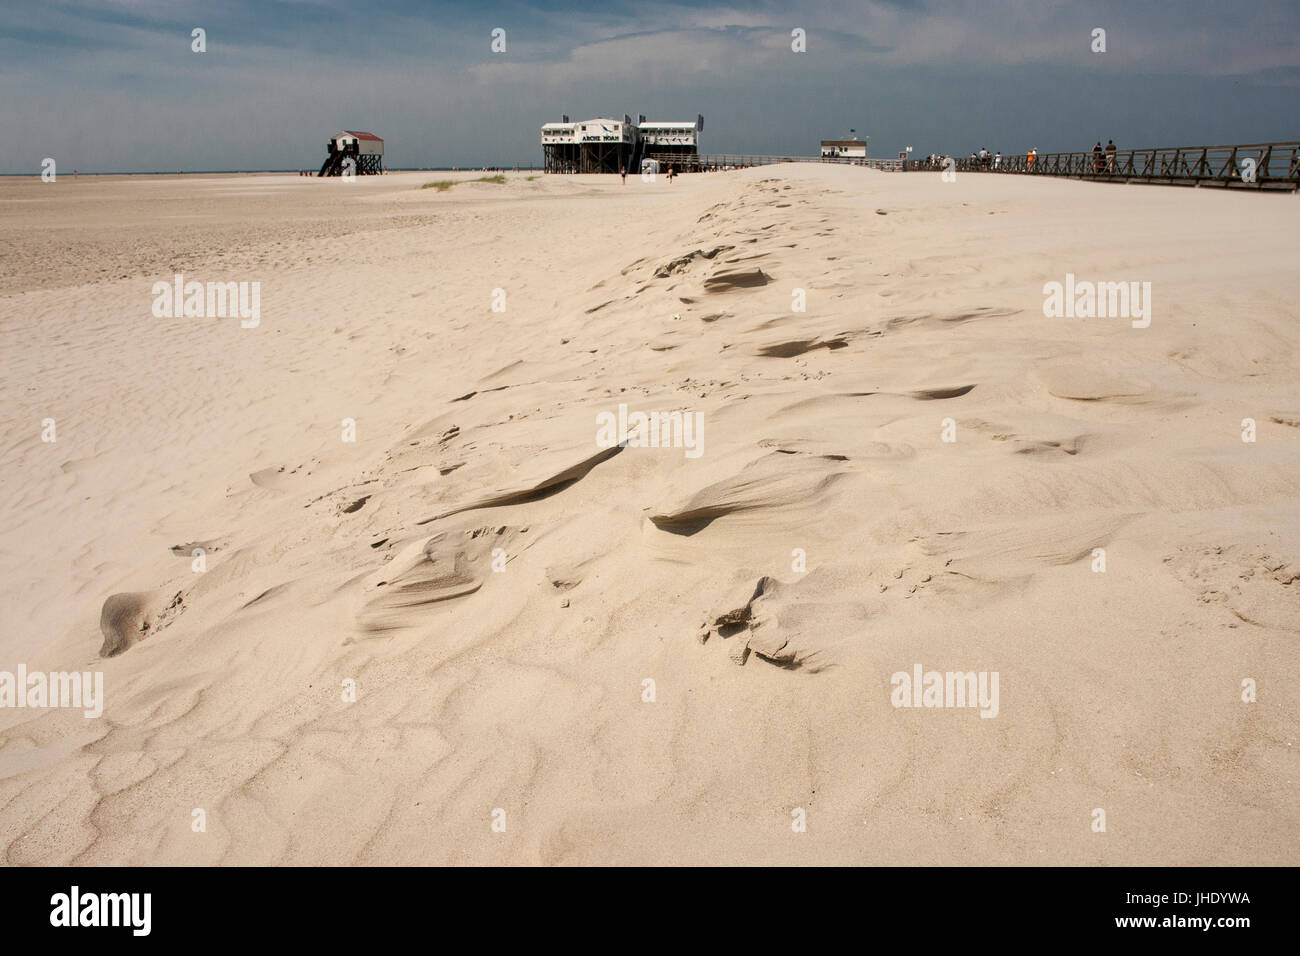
[651,141,1299,190]
[910,141,1300,190]
[648,152,906,172]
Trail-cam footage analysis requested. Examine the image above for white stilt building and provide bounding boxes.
[541,114,702,173]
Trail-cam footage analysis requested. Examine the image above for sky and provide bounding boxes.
[2,0,1298,172]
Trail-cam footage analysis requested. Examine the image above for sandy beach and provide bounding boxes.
[0,165,1296,865]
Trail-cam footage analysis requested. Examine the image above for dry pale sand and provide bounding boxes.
[0,165,1296,865]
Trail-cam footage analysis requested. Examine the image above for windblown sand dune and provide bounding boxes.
[0,165,1296,865]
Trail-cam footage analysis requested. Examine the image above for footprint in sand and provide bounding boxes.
[98,589,185,657]
[356,525,526,632]
[695,573,863,671]
[1165,545,1298,632]
[647,452,847,535]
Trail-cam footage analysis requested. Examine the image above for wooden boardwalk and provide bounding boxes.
[652,141,1300,191]
[931,141,1300,191]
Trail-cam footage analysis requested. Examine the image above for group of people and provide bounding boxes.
[956,141,1119,173]
[1091,140,1119,173]
[970,148,1003,169]
[916,139,1120,174]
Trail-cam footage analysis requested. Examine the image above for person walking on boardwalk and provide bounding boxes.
[1092,141,1104,173]
[1104,139,1117,173]
[1027,147,1036,169]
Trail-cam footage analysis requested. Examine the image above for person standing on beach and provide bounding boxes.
[620,166,626,184]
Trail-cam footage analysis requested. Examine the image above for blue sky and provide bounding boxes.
[2,0,1297,172]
